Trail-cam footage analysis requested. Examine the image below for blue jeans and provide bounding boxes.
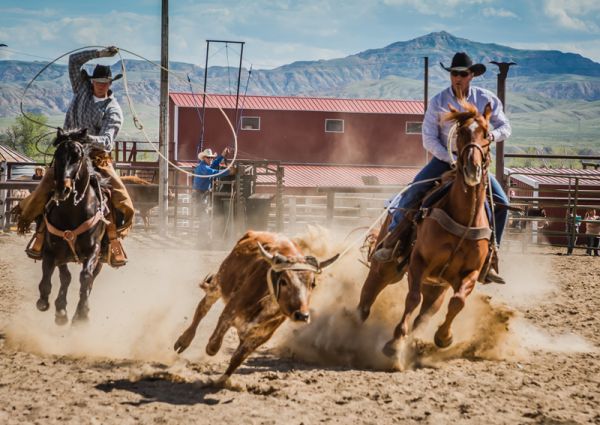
[389,157,509,244]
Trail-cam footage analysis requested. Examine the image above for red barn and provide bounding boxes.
[169,93,426,167]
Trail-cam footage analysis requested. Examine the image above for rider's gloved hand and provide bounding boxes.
[98,46,119,58]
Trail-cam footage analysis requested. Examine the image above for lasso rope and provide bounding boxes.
[19,45,238,179]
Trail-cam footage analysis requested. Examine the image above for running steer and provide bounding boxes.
[174,231,339,384]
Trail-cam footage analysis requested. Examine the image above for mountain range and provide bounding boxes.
[1,31,599,151]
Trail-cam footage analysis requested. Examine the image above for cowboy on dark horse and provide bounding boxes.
[14,47,134,267]
[372,52,511,284]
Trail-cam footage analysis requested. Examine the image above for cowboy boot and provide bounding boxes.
[25,221,46,260]
[371,217,413,263]
[482,250,506,285]
[106,221,128,268]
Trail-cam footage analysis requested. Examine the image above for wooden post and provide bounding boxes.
[0,161,7,231]
[326,191,334,225]
[275,165,284,231]
[490,61,516,189]
[158,0,169,235]
[288,196,297,230]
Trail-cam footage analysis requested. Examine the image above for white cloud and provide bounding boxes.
[382,0,492,18]
[508,40,600,64]
[543,0,600,32]
[481,7,518,18]
[0,7,56,17]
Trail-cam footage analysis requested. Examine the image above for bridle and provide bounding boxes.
[436,117,492,280]
[266,260,321,301]
[52,140,91,206]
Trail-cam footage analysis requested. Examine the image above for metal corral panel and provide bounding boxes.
[170,93,424,115]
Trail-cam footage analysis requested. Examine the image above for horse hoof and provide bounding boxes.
[71,314,89,325]
[36,298,50,312]
[434,333,453,348]
[358,307,370,323]
[382,340,398,358]
[55,310,69,326]
[174,333,193,354]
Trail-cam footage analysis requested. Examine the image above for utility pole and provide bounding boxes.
[158,0,169,235]
[490,61,516,188]
[423,56,429,164]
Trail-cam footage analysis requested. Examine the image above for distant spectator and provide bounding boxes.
[31,166,45,181]
[566,213,582,255]
[192,147,233,218]
[585,209,600,256]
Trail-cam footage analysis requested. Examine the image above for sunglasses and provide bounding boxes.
[451,70,470,78]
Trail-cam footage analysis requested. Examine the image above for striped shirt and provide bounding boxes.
[63,50,123,153]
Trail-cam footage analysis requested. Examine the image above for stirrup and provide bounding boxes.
[108,238,128,268]
[372,240,403,263]
[25,230,45,260]
[483,268,506,285]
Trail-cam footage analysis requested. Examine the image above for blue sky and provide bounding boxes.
[0,0,599,69]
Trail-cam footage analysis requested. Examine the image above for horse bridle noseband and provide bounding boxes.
[53,140,90,206]
[266,262,321,302]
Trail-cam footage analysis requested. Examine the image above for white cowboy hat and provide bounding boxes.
[198,148,217,160]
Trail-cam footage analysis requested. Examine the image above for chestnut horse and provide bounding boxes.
[378,101,494,356]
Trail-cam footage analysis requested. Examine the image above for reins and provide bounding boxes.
[46,138,109,263]
[435,121,492,280]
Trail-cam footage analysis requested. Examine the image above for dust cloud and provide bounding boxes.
[3,226,595,372]
[4,241,227,365]
[275,226,595,370]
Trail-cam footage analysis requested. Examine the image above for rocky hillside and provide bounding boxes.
[1,31,600,125]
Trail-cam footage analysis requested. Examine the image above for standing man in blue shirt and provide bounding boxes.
[373,52,511,284]
[192,147,232,217]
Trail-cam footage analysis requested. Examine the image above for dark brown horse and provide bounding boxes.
[378,101,493,356]
[36,128,108,325]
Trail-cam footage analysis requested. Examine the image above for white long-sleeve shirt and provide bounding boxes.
[422,86,511,163]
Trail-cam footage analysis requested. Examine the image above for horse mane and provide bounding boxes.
[53,127,88,147]
[442,99,487,131]
[442,100,475,125]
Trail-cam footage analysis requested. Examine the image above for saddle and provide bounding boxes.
[25,176,128,268]
[374,172,498,282]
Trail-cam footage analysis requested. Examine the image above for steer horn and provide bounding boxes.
[257,242,289,266]
[318,253,340,270]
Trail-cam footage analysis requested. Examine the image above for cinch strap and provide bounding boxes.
[426,208,492,241]
[44,210,106,263]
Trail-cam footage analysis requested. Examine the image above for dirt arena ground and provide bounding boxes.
[0,229,598,425]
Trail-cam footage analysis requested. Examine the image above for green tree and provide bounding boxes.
[3,114,53,160]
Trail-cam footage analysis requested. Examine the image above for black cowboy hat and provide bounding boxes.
[440,52,486,77]
[89,64,122,83]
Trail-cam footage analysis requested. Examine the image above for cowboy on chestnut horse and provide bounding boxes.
[372,52,511,284]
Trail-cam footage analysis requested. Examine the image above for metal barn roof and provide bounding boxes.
[506,167,600,187]
[271,164,419,188]
[0,144,34,163]
[170,93,424,115]
[177,162,420,188]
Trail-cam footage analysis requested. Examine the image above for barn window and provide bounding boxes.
[406,121,423,134]
[241,116,260,130]
[325,119,344,133]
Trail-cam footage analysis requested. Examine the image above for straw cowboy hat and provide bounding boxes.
[198,148,217,160]
[440,52,486,77]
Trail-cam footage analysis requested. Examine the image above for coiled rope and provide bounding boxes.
[19,45,237,179]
